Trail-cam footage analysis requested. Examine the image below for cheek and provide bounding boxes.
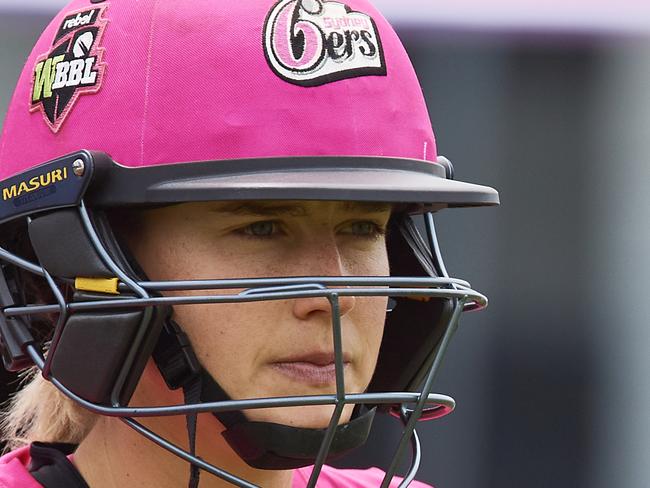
[344,242,390,277]
[172,301,285,396]
[352,296,388,383]
[353,243,390,382]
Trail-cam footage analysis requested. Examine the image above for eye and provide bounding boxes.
[241,220,279,238]
[341,221,386,238]
[350,221,375,235]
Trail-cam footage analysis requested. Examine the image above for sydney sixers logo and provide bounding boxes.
[30,6,108,133]
[263,0,386,86]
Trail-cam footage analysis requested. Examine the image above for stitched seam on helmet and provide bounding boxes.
[346,79,360,154]
[140,0,161,166]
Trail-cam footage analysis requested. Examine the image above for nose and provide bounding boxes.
[292,292,356,321]
[290,237,356,321]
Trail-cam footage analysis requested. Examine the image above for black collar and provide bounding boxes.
[28,442,90,488]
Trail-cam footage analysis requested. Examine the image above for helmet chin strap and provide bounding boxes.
[152,317,376,487]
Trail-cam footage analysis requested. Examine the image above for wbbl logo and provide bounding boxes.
[264,0,386,86]
[30,6,108,133]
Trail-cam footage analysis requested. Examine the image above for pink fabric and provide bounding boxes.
[0,446,432,487]
[0,0,437,180]
[294,465,433,487]
[0,447,42,488]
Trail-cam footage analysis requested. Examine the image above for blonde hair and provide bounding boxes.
[1,366,97,452]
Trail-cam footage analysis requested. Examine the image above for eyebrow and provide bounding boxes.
[210,201,393,217]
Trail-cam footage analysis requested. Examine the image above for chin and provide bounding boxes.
[245,404,356,429]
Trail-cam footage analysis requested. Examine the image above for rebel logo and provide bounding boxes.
[54,9,102,43]
[263,0,386,86]
[30,6,108,133]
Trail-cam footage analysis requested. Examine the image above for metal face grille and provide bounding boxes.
[0,203,488,488]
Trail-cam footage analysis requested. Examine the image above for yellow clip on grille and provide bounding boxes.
[75,277,120,295]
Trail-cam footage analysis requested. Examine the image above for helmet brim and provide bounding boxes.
[88,153,499,210]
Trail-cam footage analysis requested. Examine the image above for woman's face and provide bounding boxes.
[128,200,391,428]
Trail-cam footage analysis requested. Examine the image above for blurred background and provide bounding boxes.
[1,1,649,487]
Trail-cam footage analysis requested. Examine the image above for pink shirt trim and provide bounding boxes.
[0,446,433,487]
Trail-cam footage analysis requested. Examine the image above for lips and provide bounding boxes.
[270,352,351,386]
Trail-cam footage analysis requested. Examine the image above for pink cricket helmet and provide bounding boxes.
[0,0,497,209]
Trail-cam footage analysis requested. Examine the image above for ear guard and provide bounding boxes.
[368,215,456,413]
[25,207,166,406]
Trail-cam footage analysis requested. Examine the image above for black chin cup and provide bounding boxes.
[222,406,376,470]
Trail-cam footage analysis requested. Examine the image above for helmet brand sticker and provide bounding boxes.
[1,167,68,204]
[0,153,93,225]
[263,0,386,86]
[29,5,109,133]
